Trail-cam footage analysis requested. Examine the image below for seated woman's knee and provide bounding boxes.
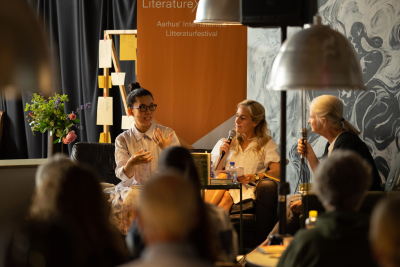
[221,192,233,204]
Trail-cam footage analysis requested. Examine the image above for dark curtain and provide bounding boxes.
[0,0,137,159]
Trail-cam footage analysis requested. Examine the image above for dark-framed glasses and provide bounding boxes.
[132,104,157,112]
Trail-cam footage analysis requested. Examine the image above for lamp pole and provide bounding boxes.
[278,25,290,237]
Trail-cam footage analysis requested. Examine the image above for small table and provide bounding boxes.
[245,249,282,267]
[204,183,243,254]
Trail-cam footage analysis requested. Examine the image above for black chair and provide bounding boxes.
[70,142,120,185]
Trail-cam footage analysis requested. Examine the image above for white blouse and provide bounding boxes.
[115,121,180,187]
[211,138,280,174]
[211,137,280,203]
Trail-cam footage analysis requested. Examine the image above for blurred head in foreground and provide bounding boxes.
[135,174,198,244]
[370,195,400,267]
[314,150,372,211]
[30,154,126,257]
[158,146,201,191]
[147,146,217,261]
[1,0,56,98]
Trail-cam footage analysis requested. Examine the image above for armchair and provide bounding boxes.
[70,142,120,185]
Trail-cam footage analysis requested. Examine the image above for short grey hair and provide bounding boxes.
[314,150,372,211]
[35,154,73,188]
[138,174,198,241]
[370,194,400,266]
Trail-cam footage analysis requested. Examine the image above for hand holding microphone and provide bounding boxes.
[299,128,308,159]
[298,128,314,161]
[297,128,319,172]
[216,130,236,169]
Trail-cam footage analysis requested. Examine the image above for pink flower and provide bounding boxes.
[69,113,76,120]
[63,130,77,144]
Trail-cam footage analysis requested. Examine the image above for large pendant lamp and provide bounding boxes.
[267,16,366,91]
[194,0,242,25]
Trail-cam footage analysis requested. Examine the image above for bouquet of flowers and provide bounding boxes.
[25,92,91,144]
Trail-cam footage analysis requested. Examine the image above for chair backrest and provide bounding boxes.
[302,191,387,220]
[71,142,120,185]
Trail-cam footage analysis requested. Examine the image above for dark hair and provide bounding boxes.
[158,147,218,262]
[159,146,201,192]
[127,82,153,108]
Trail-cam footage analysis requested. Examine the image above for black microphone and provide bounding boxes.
[300,128,308,160]
[216,130,236,169]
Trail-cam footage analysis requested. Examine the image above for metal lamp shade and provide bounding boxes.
[194,0,241,25]
[267,22,366,90]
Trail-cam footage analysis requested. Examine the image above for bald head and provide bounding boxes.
[136,174,199,244]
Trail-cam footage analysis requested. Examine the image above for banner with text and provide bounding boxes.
[138,0,247,148]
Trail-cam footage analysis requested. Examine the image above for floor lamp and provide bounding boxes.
[267,15,366,241]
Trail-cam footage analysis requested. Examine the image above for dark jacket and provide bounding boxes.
[323,132,382,191]
[277,211,378,267]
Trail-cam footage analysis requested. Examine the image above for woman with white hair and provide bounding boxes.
[298,95,382,191]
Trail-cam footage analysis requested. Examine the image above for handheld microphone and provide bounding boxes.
[300,128,308,159]
[216,130,236,169]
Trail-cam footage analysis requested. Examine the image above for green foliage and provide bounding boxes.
[25,92,90,143]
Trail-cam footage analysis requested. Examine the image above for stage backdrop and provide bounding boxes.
[137,0,247,149]
[248,0,400,193]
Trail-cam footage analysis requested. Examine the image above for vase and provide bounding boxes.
[47,131,64,158]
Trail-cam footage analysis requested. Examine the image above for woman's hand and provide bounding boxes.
[127,149,153,166]
[152,128,173,150]
[297,139,312,158]
[290,200,302,214]
[123,149,153,178]
[237,174,254,184]
[219,139,233,157]
[297,139,319,172]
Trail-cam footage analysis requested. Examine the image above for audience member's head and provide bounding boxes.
[29,154,127,264]
[158,146,201,191]
[314,150,372,211]
[135,174,199,244]
[31,154,108,226]
[370,194,400,267]
[157,146,217,261]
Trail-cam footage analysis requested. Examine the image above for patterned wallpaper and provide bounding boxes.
[248,0,400,193]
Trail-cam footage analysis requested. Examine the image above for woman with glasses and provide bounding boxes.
[114,82,180,188]
[111,82,180,234]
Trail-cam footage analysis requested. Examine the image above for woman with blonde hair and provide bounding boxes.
[207,100,281,212]
[298,94,382,191]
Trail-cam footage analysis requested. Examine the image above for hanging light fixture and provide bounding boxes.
[267,15,366,91]
[264,15,366,244]
[194,0,242,25]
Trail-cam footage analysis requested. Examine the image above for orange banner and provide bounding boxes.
[138,0,247,146]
